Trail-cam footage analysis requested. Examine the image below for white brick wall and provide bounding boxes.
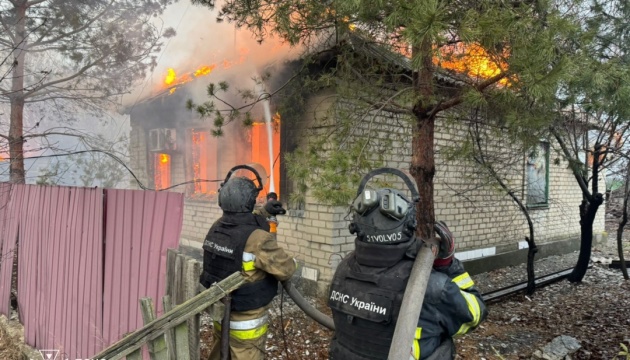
[129,124,149,189]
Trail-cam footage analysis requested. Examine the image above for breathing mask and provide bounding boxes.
[349,168,419,245]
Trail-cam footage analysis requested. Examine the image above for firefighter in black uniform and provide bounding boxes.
[200,165,295,360]
[328,168,487,360]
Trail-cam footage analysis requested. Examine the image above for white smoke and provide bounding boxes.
[123,0,302,107]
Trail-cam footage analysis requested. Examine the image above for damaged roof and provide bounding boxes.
[342,33,469,88]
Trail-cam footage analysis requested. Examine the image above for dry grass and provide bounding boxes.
[0,323,23,360]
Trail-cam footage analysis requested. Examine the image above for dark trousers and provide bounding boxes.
[424,338,455,360]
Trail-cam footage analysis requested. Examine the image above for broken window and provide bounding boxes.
[154,153,171,190]
[189,129,218,197]
[250,116,281,198]
[184,115,281,202]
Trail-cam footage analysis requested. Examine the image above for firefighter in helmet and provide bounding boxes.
[200,165,295,360]
[328,168,487,360]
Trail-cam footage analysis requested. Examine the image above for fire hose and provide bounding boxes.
[266,196,335,331]
[281,279,335,330]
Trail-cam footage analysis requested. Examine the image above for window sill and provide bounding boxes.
[287,209,305,218]
[527,204,549,210]
[185,196,216,203]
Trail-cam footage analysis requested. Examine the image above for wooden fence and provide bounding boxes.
[89,250,208,360]
[165,250,202,360]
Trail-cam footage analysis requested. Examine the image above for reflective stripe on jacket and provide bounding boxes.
[213,314,269,341]
[414,258,487,359]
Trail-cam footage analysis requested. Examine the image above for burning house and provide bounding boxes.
[128,37,607,297]
[128,61,282,198]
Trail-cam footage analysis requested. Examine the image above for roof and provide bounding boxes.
[344,33,468,87]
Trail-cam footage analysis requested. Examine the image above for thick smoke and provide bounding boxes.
[124,0,303,107]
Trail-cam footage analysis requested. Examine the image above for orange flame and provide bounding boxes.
[159,46,263,95]
[434,43,509,85]
[154,153,171,190]
[161,64,215,93]
[194,65,215,77]
[164,68,176,85]
[251,117,281,198]
[192,130,208,194]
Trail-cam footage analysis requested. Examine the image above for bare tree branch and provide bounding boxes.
[0,12,16,43]
[28,1,114,48]
[24,55,107,98]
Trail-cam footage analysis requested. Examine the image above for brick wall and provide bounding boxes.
[169,152,186,194]
[434,118,606,255]
[129,123,149,190]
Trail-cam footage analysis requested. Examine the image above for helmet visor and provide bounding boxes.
[351,189,410,219]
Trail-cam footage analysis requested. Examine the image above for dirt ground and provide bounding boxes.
[457,217,630,360]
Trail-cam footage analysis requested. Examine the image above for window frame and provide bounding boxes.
[526,141,550,209]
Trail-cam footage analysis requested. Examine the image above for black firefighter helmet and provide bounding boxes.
[218,165,264,213]
[349,168,420,246]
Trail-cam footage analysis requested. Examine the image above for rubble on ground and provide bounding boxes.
[531,335,581,360]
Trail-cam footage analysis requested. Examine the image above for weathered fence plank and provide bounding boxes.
[165,251,202,360]
[126,349,143,360]
[165,250,177,307]
[92,272,245,360]
[124,333,142,360]
[140,298,169,360]
[174,254,184,304]
[185,258,201,360]
[161,296,177,360]
[163,294,190,360]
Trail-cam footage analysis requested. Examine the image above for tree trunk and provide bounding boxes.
[568,194,603,283]
[523,193,537,295]
[410,38,436,239]
[503,191,537,294]
[388,38,436,360]
[410,113,435,238]
[9,97,25,184]
[616,207,629,280]
[616,164,630,280]
[9,3,27,184]
[525,235,537,294]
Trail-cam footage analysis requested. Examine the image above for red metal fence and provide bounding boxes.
[0,184,184,358]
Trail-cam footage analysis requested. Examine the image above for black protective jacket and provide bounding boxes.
[199,212,278,312]
[328,240,486,360]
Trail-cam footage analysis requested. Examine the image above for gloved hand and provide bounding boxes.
[264,199,286,216]
[433,221,455,267]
